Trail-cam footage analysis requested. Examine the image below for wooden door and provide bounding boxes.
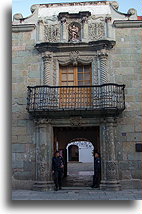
[59,64,92,108]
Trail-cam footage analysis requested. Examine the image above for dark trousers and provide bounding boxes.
[53,170,63,188]
[93,170,101,187]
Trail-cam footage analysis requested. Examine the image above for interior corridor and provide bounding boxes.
[63,162,94,187]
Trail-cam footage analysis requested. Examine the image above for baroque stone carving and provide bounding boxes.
[111,1,119,10]
[44,24,60,42]
[34,118,52,126]
[70,51,79,65]
[127,8,136,15]
[90,15,104,21]
[97,49,108,84]
[68,22,81,42]
[106,161,118,180]
[44,15,58,23]
[70,117,82,126]
[58,52,94,67]
[13,13,23,20]
[53,58,57,85]
[30,5,37,13]
[42,53,52,85]
[88,22,105,41]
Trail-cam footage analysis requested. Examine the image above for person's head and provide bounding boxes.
[94,152,100,158]
[55,151,60,157]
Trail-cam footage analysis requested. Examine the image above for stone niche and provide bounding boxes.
[40,11,110,43]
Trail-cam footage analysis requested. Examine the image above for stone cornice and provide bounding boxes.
[58,11,91,21]
[12,24,36,32]
[113,20,142,28]
[35,40,116,53]
[39,1,110,8]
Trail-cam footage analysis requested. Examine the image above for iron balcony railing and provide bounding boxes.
[27,84,125,115]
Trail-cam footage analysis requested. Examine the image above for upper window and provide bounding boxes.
[60,64,92,86]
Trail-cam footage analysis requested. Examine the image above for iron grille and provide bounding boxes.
[27,84,125,113]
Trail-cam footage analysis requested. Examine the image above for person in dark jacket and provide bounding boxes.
[92,152,101,188]
[52,151,64,191]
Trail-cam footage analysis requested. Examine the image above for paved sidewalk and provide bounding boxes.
[12,188,142,200]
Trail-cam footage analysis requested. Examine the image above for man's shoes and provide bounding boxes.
[91,185,99,188]
[55,187,58,191]
[94,185,100,188]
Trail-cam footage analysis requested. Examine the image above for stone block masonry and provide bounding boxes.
[12,1,142,190]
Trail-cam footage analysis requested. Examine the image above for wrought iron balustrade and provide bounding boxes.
[27,84,125,116]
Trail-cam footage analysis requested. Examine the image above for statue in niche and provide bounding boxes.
[68,22,81,42]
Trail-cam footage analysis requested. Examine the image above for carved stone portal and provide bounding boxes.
[100,117,121,190]
[33,122,54,191]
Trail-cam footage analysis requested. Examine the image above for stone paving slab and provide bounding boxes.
[12,189,142,200]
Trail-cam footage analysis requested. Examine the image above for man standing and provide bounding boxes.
[92,152,101,188]
[52,151,64,191]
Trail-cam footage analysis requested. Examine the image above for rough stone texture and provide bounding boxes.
[110,27,142,186]
[12,28,39,183]
[12,1,142,190]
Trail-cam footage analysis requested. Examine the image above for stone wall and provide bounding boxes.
[110,27,142,188]
[12,29,41,186]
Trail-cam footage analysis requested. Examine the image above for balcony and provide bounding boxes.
[27,84,125,118]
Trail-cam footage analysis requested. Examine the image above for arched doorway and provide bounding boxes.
[68,145,79,162]
[53,126,100,187]
[65,139,94,187]
[66,140,94,163]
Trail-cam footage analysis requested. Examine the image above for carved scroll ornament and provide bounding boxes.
[44,24,60,42]
[88,22,105,41]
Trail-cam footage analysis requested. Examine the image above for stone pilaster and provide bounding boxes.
[92,56,99,85]
[81,17,88,42]
[105,16,112,38]
[61,17,67,41]
[33,120,54,191]
[100,117,121,191]
[37,19,44,42]
[98,50,108,84]
[42,53,52,85]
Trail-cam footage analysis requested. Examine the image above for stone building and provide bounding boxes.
[12,1,142,191]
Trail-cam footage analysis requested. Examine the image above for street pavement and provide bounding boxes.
[12,163,142,200]
[12,188,141,200]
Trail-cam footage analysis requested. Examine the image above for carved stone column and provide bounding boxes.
[92,56,99,85]
[33,120,54,191]
[100,117,121,191]
[42,53,52,85]
[98,50,108,84]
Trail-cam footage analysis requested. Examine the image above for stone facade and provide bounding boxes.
[12,1,142,190]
